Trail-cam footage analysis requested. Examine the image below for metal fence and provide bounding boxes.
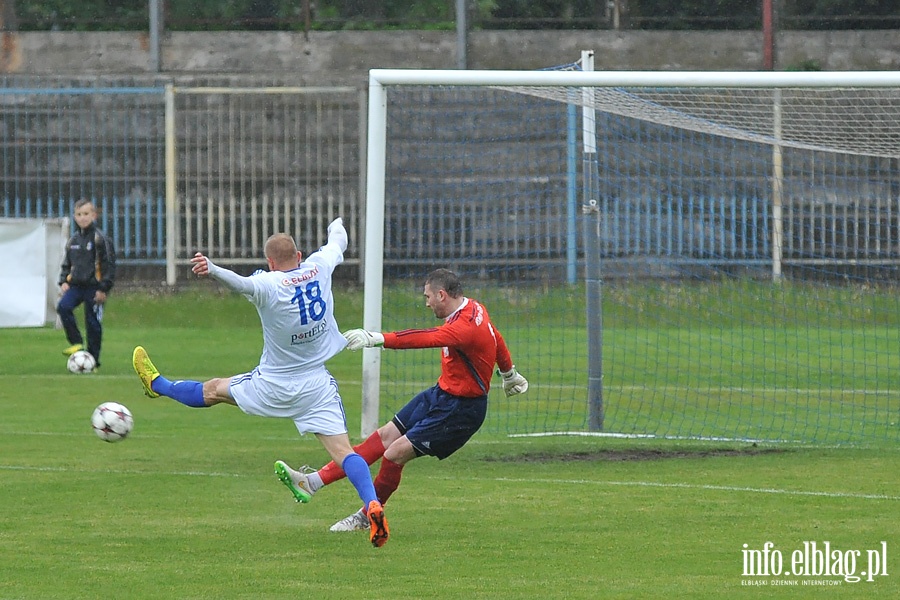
[2,82,900,284]
[0,82,364,283]
[169,85,365,283]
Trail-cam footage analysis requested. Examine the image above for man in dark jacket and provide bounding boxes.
[57,199,117,369]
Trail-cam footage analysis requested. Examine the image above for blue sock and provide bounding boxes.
[342,453,377,506]
[152,376,208,408]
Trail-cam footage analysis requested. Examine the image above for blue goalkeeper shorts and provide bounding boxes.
[392,384,487,460]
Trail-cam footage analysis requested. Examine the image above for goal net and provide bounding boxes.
[361,68,900,446]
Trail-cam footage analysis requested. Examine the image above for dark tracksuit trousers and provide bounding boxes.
[58,285,104,365]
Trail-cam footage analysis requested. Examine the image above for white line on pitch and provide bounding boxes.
[486,476,900,501]
[4,464,897,501]
[3,373,899,395]
[0,464,244,478]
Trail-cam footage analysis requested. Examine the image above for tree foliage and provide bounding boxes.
[629,0,760,30]
[8,0,900,31]
[785,0,899,29]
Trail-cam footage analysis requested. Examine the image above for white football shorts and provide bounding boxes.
[229,366,348,436]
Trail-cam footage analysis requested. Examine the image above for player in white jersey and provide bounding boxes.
[132,218,389,548]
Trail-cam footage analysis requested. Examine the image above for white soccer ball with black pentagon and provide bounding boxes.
[67,350,97,374]
[91,402,134,442]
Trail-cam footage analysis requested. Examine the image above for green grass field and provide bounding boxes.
[1,289,898,598]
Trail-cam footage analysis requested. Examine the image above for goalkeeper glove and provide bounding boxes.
[498,366,528,397]
[343,328,385,351]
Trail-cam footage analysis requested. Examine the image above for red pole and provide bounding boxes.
[762,0,774,70]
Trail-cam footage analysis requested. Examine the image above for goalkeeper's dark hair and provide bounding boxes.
[426,268,462,298]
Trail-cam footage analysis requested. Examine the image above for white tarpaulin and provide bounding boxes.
[0,218,69,327]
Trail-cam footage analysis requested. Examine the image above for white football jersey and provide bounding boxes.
[242,241,347,376]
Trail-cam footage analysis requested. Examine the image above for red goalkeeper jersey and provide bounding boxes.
[382,298,514,398]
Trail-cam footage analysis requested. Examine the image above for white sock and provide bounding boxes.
[307,472,324,492]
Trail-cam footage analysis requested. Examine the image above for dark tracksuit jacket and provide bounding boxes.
[57,223,116,364]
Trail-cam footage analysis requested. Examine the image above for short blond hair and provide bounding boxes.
[264,233,298,265]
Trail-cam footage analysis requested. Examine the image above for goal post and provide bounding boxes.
[361,78,388,435]
[361,68,900,445]
[579,51,604,432]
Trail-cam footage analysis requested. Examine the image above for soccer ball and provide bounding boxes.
[67,350,97,374]
[91,402,134,443]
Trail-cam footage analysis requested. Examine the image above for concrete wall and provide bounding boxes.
[2,30,899,86]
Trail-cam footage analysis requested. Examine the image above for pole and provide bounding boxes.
[303,0,311,42]
[567,101,577,284]
[360,75,388,437]
[762,0,774,70]
[772,89,784,281]
[149,0,162,72]
[581,50,604,431]
[164,84,176,285]
[455,0,468,69]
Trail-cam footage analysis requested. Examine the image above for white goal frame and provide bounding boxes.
[360,68,900,437]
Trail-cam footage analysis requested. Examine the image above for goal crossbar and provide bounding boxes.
[369,69,900,88]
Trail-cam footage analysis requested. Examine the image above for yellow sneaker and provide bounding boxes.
[132,346,161,398]
[62,344,84,356]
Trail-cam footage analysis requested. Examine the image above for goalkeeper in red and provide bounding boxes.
[274,268,529,532]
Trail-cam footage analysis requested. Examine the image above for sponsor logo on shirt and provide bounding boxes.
[291,320,328,345]
[282,266,319,286]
